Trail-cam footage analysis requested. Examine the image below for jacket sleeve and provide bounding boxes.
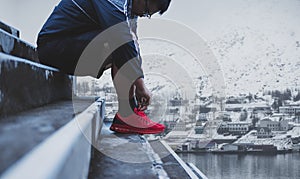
[90,0,144,81]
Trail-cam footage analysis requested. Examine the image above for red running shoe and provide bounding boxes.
[110,108,165,134]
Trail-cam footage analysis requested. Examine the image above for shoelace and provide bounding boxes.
[134,108,146,117]
[133,108,154,125]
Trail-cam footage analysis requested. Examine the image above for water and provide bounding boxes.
[178,152,300,179]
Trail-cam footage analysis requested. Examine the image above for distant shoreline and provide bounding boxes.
[175,149,299,154]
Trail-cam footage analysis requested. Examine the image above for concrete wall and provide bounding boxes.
[0,21,72,117]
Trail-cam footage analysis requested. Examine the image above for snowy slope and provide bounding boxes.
[78,0,300,98]
[141,0,300,96]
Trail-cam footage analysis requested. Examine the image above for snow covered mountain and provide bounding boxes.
[140,0,300,96]
[78,0,300,98]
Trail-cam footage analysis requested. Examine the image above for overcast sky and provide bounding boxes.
[0,0,258,44]
[0,0,222,44]
[1,0,299,45]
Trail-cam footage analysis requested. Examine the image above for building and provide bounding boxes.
[173,120,187,131]
[196,113,208,121]
[258,118,289,131]
[218,122,252,135]
[225,95,248,104]
[279,106,300,116]
[199,106,217,113]
[220,143,239,151]
[256,127,273,138]
[252,104,272,114]
[224,102,271,113]
[179,142,191,152]
[194,120,206,134]
[169,97,189,106]
[216,112,231,122]
[224,104,243,112]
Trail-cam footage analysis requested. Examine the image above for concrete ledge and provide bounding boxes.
[0,99,104,179]
[150,140,206,179]
[0,99,95,173]
[89,121,207,179]
[0,52,72,116]
[187,163,208,179]
[88,123,161,178]
[0,21,19,38]
[0,29,38,62]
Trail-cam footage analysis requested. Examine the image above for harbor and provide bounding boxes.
[99,86,300,155]
[158,94,300,155]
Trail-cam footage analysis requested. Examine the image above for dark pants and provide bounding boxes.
[37,30,111,78]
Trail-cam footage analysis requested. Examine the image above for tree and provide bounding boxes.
[82,82,90,95]
[246,93,253,102]
[240,109,248,121]
[294,91,300,101]
[77,82,82,95]
[271,98,282,112]
[282,88,292,101]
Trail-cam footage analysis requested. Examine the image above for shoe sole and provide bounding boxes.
[110,124,164,135]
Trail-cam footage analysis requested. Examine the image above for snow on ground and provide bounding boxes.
[235,130,294,149]
[287,126,300,137]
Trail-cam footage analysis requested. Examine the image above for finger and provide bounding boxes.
[140,105,147,111]
[141,97,146,103]
[142,97,150,106]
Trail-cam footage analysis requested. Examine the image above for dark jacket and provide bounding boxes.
[37,0,143,79]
